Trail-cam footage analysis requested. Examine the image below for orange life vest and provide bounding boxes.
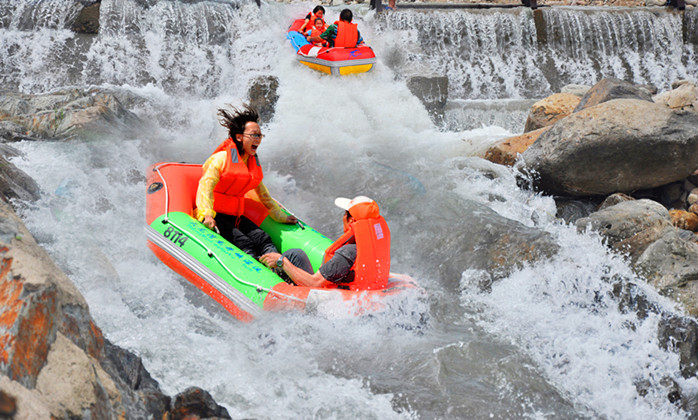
[333,20,358,48]
[303,13,325,32]
[210,138,263,216]
[323,202,391,291]
[308,26,327,46]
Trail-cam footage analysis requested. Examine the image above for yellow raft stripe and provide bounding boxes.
[300,60,333,74]
[299,60,373,75]
[339,64,373,75]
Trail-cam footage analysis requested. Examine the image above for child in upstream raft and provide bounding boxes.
[305,17,328,47]
[194,104,297,259]
[297,5,326,34]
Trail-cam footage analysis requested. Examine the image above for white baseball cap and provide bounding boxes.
[334,196,374,211]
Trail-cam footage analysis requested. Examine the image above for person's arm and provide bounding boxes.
[357,30,364,46]
[195,151,226,230]
[318,24,335,42]
[298,15,311,33]
[259,252,331,288]
[255,182,297,224]
[261,245,355,288]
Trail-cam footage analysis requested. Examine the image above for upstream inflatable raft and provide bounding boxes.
[146,162,417,321]
[286,19,376,76]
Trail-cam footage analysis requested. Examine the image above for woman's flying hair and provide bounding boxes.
[217,104,259,156]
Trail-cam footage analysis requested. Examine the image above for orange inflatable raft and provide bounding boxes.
[145,162,420,321]
[286,19,377,75]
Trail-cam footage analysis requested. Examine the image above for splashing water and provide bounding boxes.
[5,1,698,418]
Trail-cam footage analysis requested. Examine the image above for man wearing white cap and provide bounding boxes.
[260,196,391,291]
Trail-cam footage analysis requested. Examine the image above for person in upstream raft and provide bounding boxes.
[260,196,391,291]
[309,8,364,48]
[194,104,297,259]
[305,17,328,46]
[297,5,326,34]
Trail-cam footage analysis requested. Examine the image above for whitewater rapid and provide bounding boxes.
[5,1,698,418]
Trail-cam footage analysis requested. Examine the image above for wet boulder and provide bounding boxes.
[484,126,550,166]
[573,77,654,112]
[523,92,581,132]
[406,74,448,125]
[521,99,698,197]
[575,199,673,262]
[171,387,231,419]
[418,192,559,290]
[653,80,698,114]
[635,228,698,316]
[576,197,698,318]
[598,192,635,210]
[669,209,698,232]
[0,152,41,202]
[658,314,698,378]
[71,1,100,34]
[0,89,144,140]
[248,76,279,125]
[560,84,591,97]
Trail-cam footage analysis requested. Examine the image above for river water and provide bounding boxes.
[3,1,698,418]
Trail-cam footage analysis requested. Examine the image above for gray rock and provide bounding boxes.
[0,154,41,202]
[171,387,231,419]
[71,1,100,34]
[0,215,20,244]
[598,192,634,211]
[521,99,698,197]
[0,89,145,140]
[248,76,279,125]
[574,77,654,112]
[554,197,601,224]
[427,195,559,289]
[657,314,698,378]
[406,75,448,125]
[575,199,672,261]
[560,84,591,97]
[635,228,698,315]
[0,120,33,142]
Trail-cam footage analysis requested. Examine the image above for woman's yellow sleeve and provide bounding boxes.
[194,152,226,221]
[255,182,291,223]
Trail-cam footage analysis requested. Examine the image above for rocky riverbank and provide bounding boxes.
[0,198,231,418]
[485,77,698,313]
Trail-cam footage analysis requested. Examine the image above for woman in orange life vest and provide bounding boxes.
[194,104,297,259]
[297,5,326,34]
[305,18,328,47]
[260,196,391,291]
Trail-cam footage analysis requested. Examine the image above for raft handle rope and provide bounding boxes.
[152,162,306,304]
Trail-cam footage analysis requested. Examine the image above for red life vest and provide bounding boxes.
[209,138,263,216]
[303,13,325,32]
[308,26,327,46]
[333,20,358,48]
[323,202,391,291]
